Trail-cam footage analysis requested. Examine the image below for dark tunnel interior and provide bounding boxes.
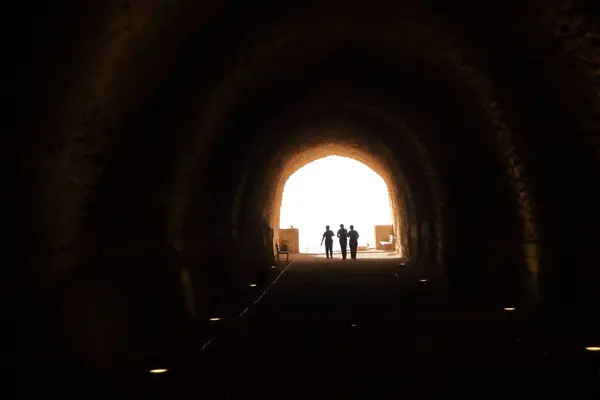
[9,0,600,396]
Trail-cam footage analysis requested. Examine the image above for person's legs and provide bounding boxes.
[340,241,347,259]
[350,242,357,259]
[325,241,333,258]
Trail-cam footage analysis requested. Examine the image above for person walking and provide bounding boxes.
[320,225,335,259]
[337,223,348,259]
[347,225,360,259]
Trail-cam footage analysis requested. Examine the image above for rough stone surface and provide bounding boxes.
[11,0,600,368]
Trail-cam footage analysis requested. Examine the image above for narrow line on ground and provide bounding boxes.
[252,258,297,305]
[199,257,298,353]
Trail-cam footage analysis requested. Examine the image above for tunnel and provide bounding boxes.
[10,0,600,396]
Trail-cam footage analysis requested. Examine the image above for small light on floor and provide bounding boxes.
[351,324,356,327]
[209,317,221,321]
[249,284,257,287]
[150,369,168,374]
[504,307,516,311]
[420,279,428,282]
[585,346,600,351]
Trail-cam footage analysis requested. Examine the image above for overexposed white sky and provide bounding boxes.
[280,156,393,253]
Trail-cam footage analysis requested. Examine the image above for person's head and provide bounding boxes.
[340,224,344,228]
[350,225,354,230]
[325,225,330,230]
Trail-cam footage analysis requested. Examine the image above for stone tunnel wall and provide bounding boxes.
[10,0,600,369]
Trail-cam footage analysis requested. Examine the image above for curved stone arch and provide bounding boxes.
[232,112,444,276]
[14,0,600,371]
[250,101,446,273]
[268,143,409,258]
[24,1,598,304]
[61,6,538,302]
[174,52,533,289]
[163,5,539,276]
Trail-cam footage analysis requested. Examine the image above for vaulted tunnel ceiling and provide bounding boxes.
[12,0,600,367]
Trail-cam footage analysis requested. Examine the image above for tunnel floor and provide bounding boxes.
[85,256,598,399]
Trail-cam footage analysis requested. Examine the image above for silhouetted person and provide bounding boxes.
[337,224,348,259]
[321,225,335,259]
[347,225,360,259]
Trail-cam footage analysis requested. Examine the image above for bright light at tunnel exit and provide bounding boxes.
[280,156,394,254]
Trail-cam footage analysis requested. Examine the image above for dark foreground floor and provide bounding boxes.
[41,256,600,398]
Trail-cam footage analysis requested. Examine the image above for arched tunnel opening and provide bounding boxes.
[278,154,399,256]
[10,0,600,395]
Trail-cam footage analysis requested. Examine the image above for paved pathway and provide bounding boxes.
[77,255,599,398]
[138,256,596,398]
